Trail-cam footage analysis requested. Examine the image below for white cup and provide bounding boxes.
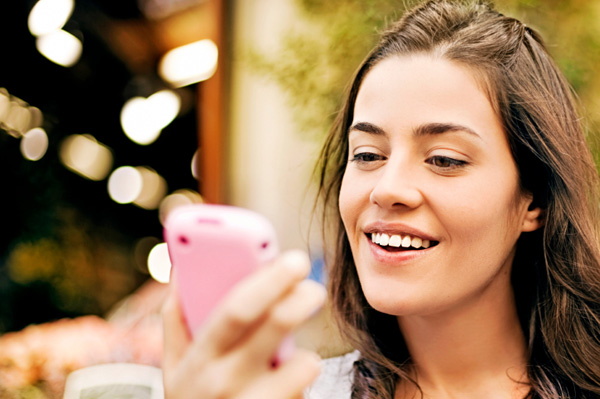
[63,363,164,399]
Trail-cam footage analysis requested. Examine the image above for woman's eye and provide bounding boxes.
[426,155,467,169]
[351,152,385,163]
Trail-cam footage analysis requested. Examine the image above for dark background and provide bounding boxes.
[0,1,200,332]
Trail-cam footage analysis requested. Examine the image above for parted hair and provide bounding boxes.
[316,0,600,398]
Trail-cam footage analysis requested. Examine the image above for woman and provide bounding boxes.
[162,1,600,398]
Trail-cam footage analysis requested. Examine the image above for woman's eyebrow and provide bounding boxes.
[413,122,482,140]
[348,121,386,136]
[349,121,482,140]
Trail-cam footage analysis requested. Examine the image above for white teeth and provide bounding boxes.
[411,237,422,248]
[389,235,402,247]
[379,233,390,246]
[370,232,433,249]
[401,236,412,248]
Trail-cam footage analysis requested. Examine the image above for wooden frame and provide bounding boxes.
[197,0,227,204]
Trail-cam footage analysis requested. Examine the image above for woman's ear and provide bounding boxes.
[522,202,545,232]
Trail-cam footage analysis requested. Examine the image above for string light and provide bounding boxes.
[0,89,44,138]
[35,30,82,67]
[59,134,114,181]
[107,166,144,204]
[28,0,75,37]
[147,243,171,284]
[191,149,200,180]
[158,39,218,87]
[28,0,81,67]
[20,128,49,161]
[158,189,203,225]
[14,2,214,285]
[120,89,181,145]
[132,167,168,210]
[0,89,47,161]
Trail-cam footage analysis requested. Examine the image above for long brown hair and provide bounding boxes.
[316,1,600,398]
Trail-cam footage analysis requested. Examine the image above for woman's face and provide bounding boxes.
[339,55,542,317]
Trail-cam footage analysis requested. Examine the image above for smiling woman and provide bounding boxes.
[315,0,600,398]
[340,54,542,322]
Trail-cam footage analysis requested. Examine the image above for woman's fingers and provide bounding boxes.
[239,349,322,399]
[241,279,327,366]
[162,250,323,399]
[219,278,326,392]
[161,282,191,373]
[192,250,313,359]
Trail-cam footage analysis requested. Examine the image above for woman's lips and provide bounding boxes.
[364,232,439,263]
[363,222,438,243]
[368,232,438,250]
[362,222,440,262]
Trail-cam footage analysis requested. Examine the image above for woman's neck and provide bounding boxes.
[396,281,529,399]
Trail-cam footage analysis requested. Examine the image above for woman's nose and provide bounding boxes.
[369,161,424,210]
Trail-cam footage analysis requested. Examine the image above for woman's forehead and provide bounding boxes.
[352,55,502,140]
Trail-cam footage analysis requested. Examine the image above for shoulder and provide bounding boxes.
[304,350,360,399]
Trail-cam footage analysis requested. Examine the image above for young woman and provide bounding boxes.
[162,1,600,398]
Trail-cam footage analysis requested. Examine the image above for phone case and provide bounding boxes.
[163,204,279,336]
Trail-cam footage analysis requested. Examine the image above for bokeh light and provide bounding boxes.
[133,236,161,274]
[20,127,49,161]
[147,242,171,284]
[158,39,218,87]
[106,165,170,209]
[0,89,44,138]
[107,166,143,204]
[191,149,200,180]
[0,89,9,122]
[28,0,75,37]
[59,134,114,181]
[4,100,31,136]
[36,29,82,67]
[158,189,203,225]
[132,167,168,210]
[120,90,180,145]
[27,106,44,132]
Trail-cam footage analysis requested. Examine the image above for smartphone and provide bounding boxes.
[164,204,295,366]
[164,204,280,336]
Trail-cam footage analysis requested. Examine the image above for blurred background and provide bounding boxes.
[0,0,598,397]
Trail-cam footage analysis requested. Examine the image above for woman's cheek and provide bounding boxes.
[338,172,361,229]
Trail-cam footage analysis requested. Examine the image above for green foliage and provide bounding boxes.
[500,0,600,166]
[247,0,600,165]
[6,207,141,318]
[246,0,404,140]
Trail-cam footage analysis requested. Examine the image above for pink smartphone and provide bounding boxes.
[164,204,280,336]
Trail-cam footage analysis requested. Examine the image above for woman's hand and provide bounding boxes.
[162,250,326,399]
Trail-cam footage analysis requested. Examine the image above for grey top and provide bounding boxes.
[304,350,359,399]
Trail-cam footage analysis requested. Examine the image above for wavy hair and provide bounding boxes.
[316,1,600,398]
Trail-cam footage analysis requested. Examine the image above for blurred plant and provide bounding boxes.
[5,207,144,321]
[246,0,403,140]
[500,0,600,165]
[248,0,600,163]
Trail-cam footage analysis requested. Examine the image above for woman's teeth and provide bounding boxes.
[371,233,431,249]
